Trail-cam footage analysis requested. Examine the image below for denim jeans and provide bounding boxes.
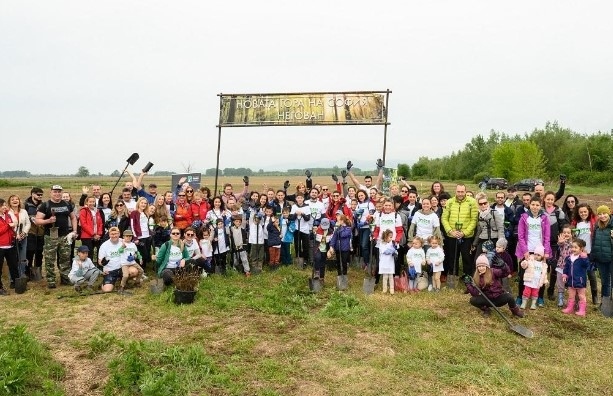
[359,228,371,265]
[595,260,613,297]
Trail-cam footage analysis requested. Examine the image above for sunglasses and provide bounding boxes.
[116,203,124,207]
[35,193,43,197]
[186,190,194,193]
[178,194,186,197]
[171,232,181,235]
[322,188,328,191]
[567,200,575,204]
[185,233,194,236]
[401,190,409,193]
[478,201,488,205]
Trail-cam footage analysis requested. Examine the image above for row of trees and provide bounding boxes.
[401,122,613,185]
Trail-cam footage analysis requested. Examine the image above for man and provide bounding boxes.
[78,184,102,207]
[120,187,137,212]
[346,159,384,194]
[35,185,78,288]
[441,184,478,278]
[533,174,566,201]
[221,179,248,206]
[127,168,157,204]
[25,187,45,280]
[505,187,521,208]
[492,191,517,271]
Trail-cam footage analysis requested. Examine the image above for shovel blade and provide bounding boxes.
[447,275,456,289]
[363,276,376,294]
[309,278,322,293]
[510,324,534,338]
[601,296,613,318]
[337,275,348,291]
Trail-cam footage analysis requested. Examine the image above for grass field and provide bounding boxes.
[1,176,612,395]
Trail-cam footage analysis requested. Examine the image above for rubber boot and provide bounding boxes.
[520,298,528,309]
[510,306,524,318]
[575,301,587,317]
[557,292,564,308]
[530,298,537,310]
[562,301,575,314]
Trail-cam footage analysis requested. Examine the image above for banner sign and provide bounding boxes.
[171,173,202,190]
[219,92,386,127]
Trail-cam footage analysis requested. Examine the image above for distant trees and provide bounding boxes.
[76,166,90,177]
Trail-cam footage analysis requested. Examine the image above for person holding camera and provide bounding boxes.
[463,254,524,318]
[533,174,567,202]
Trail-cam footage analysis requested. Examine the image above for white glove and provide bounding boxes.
[65,232,77,245]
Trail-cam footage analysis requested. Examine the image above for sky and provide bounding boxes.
[1,1,612,175]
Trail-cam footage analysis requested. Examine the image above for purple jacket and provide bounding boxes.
[467,265,509,300]
[329,226,352,252]
[515,211,552,259]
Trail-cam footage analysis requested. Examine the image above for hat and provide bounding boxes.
[123,229,134,237]
[335,210,343,216]
[496,239,508,249]
[77,245,89,253]
[597,205,610,215]
[51,185,63,190]
[148,183,157,188]
[320,218,331,230]
[482,240,495,253]
[31,187,43,194]
[476,254,490,268]
[534,245,545,257]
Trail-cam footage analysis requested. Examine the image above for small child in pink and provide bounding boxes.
[562,239,591,317]
[519,244,548,310]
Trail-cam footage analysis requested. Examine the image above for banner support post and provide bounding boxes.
[382,89,391,165]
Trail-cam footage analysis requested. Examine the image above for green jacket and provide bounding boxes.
[591,217,613,263]
[156,241,190,276]
[441,196,478,238]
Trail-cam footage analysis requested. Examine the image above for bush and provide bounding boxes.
[473,172,489,184]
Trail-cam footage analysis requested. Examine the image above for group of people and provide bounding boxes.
[1,161,612,319]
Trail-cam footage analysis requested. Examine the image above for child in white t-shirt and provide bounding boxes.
[118,229,144,293]
[426,235,445,291]
[406,237,426,292]
[378,230,397,294]
[68,245,101,292]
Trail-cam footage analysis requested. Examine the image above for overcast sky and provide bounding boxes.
[1,1,612,175]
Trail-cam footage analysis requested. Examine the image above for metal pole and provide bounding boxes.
[214,94,223,197]
[382,89,391,164]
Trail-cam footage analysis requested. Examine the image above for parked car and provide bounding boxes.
[485,178,509,190]
[513,178,544,191]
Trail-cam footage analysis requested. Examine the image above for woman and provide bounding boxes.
[561,194,579,220]
[272,190,290,217]
[205,196,229,228]
[8,195,30,277]
[79,196,104,260]
[430,195,442,218]
[571,203,599,304]
[542,191,567,301]
[173,191,192,234]
[199,186,213,207]
[156,226,189,286]
[285,183,307,203]
[104,201,131,241]
[0,198,18,292]
[408,196,443,244]
[98,193,113,222]
[430,181,445,198]
[130,197,153,270]
[472,192,506,259]
[163,191,176,218]
[591,205,613,301]
[355,190,375,270]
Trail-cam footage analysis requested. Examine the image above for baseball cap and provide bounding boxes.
[77,245,90,253]
[123,229,134,237]
[320,218,331,230]
[148,183,157,188]
[51,185,63,190]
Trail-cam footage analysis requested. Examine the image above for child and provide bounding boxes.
[555,225,573,307]
[68,245,101,292]
[519,245,548,310]
[426,235,445,291]
[406,237,426,292]
[378,230,397,294]
[465,253,524,318]
[229,215,251,276]
[118,229,144,293]
[280,207,295,266]
[562,239,591,316]
[198,227,214,276]
[495,239,514,293]
[267,215,282,269]
[314,218,333,282]
[212,218,230,275]
[248,210,265,273]
[329,214,353,278]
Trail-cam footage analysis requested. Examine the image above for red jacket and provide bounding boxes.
[0,214,15,246]
[79,207,104,239]
[174,202,193,230]
[325,197,353,224]
[191,201,210,224]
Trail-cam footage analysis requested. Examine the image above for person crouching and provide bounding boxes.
[118,229,144,294]
[68,245,101,292]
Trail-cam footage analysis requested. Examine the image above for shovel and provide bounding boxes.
[149,278,164,295]
[362,242,376,294]
[601,295,613,318]
[336,274,348,291]
[447,239,459,289]
[470,281,534,338]
[309,265,322,293]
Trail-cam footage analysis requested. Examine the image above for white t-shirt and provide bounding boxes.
[99,239,123,272]
[524,259,546,289]
[575,221,592,253]
[378,241,396,275]
[291,204,311,234]
[412,211,440,239]
[214,226,229,253]
[356,201,375,228]
[139,212,150,238]
[406,247,425,273]
[200,239,213,258]
[307,199,325,228]
[166,245,183,269]
[120,241,139,266]
[184,240,201,259]
[526,216,543,253]
[375,211,402,246]
[426,246,445,272]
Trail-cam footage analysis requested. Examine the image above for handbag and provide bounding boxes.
[394,271,409,293]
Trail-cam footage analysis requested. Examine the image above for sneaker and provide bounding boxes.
[515,297,522,306]
[201,270,208,279]
[428,285,433,292]
[141,274,149,281]
[47,283,57,289]
[0,289,7,296]
[537,297,545,307]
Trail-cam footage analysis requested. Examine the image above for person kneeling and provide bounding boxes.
[118,229,145,294]
[464,254,524,318]
[69,245,101,292]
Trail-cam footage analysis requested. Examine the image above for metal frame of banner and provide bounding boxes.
[214,90,391,196]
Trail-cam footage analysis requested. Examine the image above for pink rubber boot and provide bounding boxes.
[562,301,575,314]
[575,301,587,317]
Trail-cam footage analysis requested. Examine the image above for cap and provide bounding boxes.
[476,254,490,268]
[496,239,508,249]
[597,205,610,215]
[123,229,134,237]
[335,210,343,216]
[320,218,331,230]
[148,183,157,188]
[482,240,495,253]
[51,185,63,190]
[534,245,545,257]
[77,245,89,253]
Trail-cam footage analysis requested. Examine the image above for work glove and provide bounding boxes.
[305,170,312,179]
[560,174,567,182]
[382,246,396,255]
[346,161,353,171]
[461,274,473,285]
[491,256,506,268]
[243,176,249,186]
[283,180,290,190]
[376,158,384,171]
[331,174,338,182]
[341,169,348,180]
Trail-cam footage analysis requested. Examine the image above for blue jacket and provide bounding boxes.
[329,226,352,252]
[267,222,282,246]
[563,255,590,289]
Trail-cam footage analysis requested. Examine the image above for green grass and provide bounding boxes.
[0,324,65,396]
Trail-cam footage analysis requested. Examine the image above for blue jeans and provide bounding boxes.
[359,228,371,265]
[595,260,613,297]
